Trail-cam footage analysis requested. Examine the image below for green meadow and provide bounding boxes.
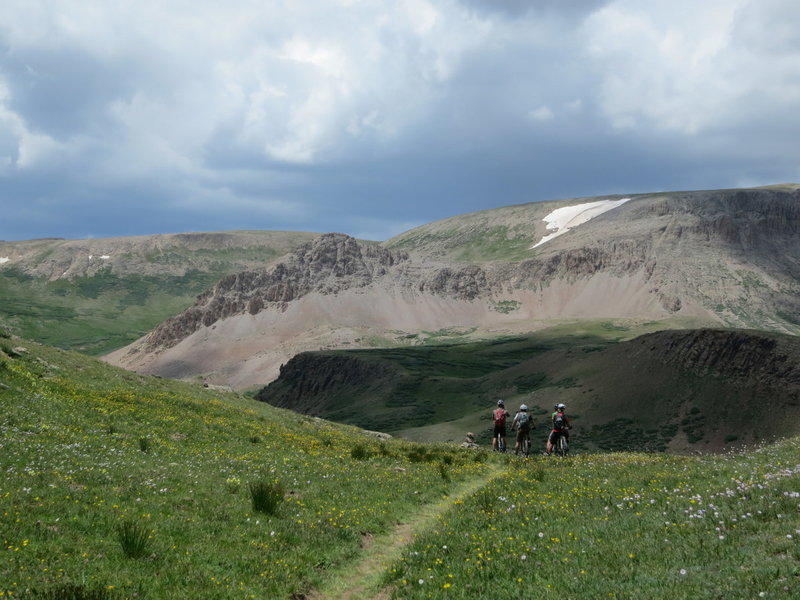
[1,331,798,599]
[385,445,799,599]
[0,267,221,355]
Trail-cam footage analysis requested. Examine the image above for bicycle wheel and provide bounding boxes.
[557,435,568,457]
[497,433,506,453]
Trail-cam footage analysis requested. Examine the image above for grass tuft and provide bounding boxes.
[249,480,284,515]
[117,520,151,559]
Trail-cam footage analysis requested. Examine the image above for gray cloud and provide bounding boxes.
[0,0,798,241]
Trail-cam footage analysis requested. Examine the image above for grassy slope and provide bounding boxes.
[0,267,221,355]
[0,234,319,356]
[2,332,798,599]
[383,196,574,262]
[385,442,800,599]
[0,333,487,599]
[257,320,800,452]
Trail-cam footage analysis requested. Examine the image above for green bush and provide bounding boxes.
[350,444,372,460]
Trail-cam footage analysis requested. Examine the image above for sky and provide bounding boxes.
[1,0,799,242]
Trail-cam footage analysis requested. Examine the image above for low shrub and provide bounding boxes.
[350,444,371,460]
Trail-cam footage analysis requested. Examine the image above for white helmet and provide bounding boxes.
[520,404,528,411]
[556,403,566,410]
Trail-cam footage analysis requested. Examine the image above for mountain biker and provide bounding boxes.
[511,404,534,456]
[492,400,511,452]
[545,403,571,455]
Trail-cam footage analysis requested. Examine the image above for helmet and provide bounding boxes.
[520,404,528,411]
[556,403,566,410]
[497,399,505,407]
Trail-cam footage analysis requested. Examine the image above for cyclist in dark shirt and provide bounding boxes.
[545,403,571,455]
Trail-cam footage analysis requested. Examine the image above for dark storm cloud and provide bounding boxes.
[0,0,798,242]
[2,47,133,139]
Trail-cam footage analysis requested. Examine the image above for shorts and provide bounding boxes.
[493,424,507,437]
[515,428,530,443]
[548,430,569,444]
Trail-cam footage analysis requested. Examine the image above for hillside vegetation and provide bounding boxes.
[256,321,800,451]
[0,232,318,355]
[0,331,485,598]
[1,332,798,599]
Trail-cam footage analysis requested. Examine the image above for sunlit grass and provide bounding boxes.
[2,336,798,599]
[0,339,485,598]
[385,442,800,599]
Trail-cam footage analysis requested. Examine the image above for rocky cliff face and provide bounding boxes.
[257,353,395,415]
[635,328,800,387]
[142,234,410,350]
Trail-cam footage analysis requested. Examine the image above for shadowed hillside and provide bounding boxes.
[255,326,800,452]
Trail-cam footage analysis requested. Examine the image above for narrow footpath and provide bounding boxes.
[309,464,505,600]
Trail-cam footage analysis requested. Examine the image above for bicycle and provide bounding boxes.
[520,434,530,457]
[495,431,506,453]
[555,433,569,457]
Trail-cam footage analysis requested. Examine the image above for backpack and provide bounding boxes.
[553,413,566,431]
[493,408,507,426]
[516,412,530,430]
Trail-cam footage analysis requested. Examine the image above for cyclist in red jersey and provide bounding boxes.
[492,399,511,452]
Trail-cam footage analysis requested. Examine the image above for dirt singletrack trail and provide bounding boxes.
[308,464,505,600]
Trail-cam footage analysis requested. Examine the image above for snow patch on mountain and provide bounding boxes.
[531,198,631,249]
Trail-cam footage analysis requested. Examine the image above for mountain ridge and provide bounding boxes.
[103,186,800,389]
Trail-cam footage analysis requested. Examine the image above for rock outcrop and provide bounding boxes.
[142,234,409,350]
